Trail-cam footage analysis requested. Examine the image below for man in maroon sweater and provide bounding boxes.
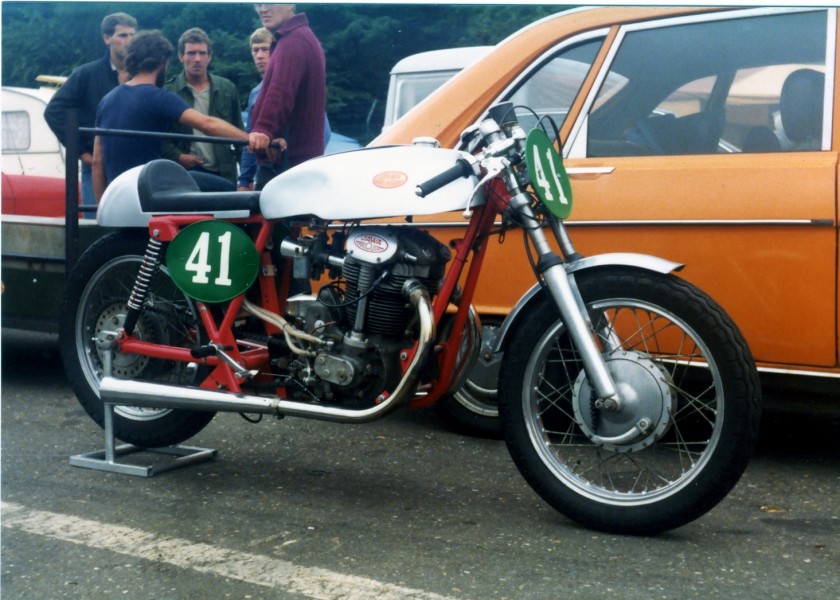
[249,4,326,190]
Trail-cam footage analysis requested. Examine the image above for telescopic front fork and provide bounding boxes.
[509,191,621,409]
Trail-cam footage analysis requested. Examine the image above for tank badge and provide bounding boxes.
[347,228,400,264]
[354,233,389,253]
[373,171,408,189]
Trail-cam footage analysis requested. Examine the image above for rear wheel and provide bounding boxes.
[498,268,761,535]
[59,230,215,447]
[439,317,503,437]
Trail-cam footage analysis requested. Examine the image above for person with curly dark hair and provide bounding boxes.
[92,30,259,200]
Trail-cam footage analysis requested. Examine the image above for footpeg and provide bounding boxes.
[193,343,259,380]
[190,344,217,359]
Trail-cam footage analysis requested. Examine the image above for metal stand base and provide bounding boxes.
[69,403,217,477]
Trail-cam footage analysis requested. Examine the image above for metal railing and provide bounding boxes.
[63,113,247,271]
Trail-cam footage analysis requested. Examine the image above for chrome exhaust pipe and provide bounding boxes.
[99,280,435,424]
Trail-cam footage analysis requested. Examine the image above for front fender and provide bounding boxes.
[492,253,683,353]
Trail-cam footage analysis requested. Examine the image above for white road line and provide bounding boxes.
[1,502,457,600]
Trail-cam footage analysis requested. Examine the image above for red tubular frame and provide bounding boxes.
[109,185,505,406]
[410,190,504,408]
[116,215,278,394]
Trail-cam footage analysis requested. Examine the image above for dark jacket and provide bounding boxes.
[162,71,244,184]
[44,52,119,156]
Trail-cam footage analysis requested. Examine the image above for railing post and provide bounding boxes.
[64,109,80,274]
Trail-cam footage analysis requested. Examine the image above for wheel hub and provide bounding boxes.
[93,302,177,421]
[573,351,675,452]
[453,322,502,417]
[94,303,165,379]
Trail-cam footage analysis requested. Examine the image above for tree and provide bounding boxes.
[2,2,562,142]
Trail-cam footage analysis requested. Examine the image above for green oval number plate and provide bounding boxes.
[525,128,573,219]
[167,221,260,303]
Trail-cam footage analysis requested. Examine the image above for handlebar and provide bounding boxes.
[415,158,474,197]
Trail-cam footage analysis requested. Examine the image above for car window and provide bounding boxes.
[586,10,828,157]
[394,73,456,122]
[2,111,31,152]
[506,37,606,133]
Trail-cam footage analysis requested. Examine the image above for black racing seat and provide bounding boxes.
[137,159,261,214]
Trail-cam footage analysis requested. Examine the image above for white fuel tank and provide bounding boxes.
[259,145,480,221]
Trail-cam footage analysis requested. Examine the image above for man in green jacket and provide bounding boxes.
[163,27,244,187]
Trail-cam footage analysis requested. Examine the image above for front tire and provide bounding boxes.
[498,268,761,535]
[59,230,215,447]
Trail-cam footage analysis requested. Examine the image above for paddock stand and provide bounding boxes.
[69,349,217,477]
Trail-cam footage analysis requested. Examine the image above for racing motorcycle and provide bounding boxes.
[60,103,761,535]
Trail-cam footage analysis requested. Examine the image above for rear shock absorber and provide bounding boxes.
[122,237,164,335]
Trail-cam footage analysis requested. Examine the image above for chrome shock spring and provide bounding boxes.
[123,237,164,335]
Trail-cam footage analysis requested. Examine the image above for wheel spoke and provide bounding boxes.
[671,382,717,425]
[76,252,203,412]
[535,376,575,419]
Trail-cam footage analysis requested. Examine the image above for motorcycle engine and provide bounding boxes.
[279,226,450,406]
[343,227,450,336]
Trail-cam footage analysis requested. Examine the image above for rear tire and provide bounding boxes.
[439,317,503,438]
[498,268,761,535]
[59,230,215,447]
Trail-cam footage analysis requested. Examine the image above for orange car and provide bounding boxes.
[373,6,839,431]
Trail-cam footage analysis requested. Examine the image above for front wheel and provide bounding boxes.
[498,268,761,535]
[59,230,215,448]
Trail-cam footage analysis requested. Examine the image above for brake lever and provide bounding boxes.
[464,156,507,219]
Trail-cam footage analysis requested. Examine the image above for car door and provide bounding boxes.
[560,7,837,369]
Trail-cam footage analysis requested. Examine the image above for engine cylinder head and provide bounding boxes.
[341,228,449,338]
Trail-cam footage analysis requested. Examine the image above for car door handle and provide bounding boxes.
[566,166,615,179]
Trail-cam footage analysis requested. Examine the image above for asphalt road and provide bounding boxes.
[2,328,839,600]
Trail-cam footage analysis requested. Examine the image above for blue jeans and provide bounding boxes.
[187,167,236,192]
[256,163,285,191]
[81,163,95,206]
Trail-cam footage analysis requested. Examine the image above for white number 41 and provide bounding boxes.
[185,231,233,286]
[532,146,569,206]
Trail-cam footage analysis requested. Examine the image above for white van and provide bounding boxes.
[382,46,492,131]
[1,84,65,178]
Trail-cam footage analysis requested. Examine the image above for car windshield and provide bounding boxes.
[506,37,608,132]
[394,72,458,122]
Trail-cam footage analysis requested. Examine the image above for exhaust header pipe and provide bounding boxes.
[99,280,435,425]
